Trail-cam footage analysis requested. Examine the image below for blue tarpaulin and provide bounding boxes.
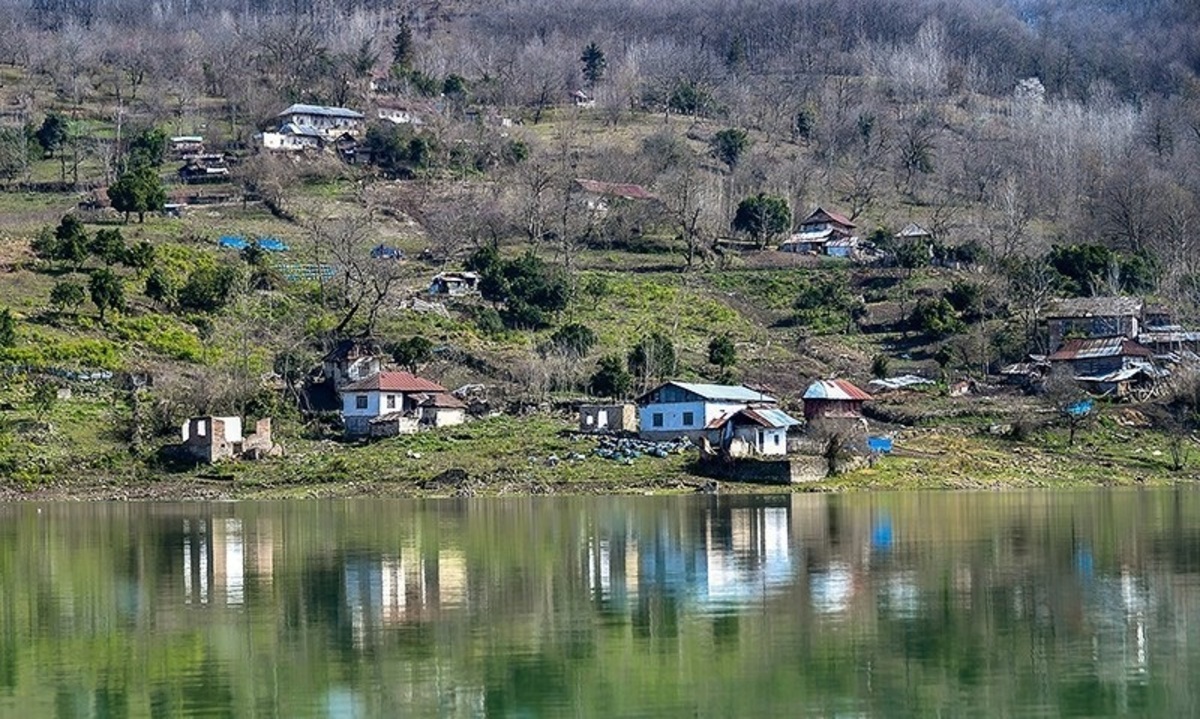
[257,237,289,251]
[1065,399,1094,417]
[219,235,289,251]
[868,436,893,453]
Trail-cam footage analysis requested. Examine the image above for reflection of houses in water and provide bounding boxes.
[615,503,796,608]
[182,518,274,607]
[585,534,639,605]
[345,548,468,649]
[705,506,793,603]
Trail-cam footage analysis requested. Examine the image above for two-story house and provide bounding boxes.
[339,371,464,437]
[276,104,365,136]
[1045,296,1143,350]
[779,207,857,255]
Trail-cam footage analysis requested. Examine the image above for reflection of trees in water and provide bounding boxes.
[4,493,1200,715]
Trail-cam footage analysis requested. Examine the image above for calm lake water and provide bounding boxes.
[2,491,1200,717]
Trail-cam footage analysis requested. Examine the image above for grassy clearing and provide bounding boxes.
[222,414,701,497]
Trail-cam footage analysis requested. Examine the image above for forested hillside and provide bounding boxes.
[0,0,1198,486]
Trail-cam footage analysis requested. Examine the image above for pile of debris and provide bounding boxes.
[593,435,693,463]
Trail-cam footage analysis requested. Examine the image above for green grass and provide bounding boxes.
[228,414,701,496]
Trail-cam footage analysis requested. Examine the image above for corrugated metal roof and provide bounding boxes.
[280,122,324,137]
[644,381,776,404]
[802,379,873,401]
[707,406,800,429]
[741,407,802,428]
[1046,296,1142,318]
[1048,337,1154,361]
[278,103,364,119]
[896,223,930,238]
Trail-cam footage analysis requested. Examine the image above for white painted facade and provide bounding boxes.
[639,399,747,438]
[342,389,408,422]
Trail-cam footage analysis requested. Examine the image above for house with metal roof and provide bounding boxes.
[801,379,872,421]
[277,104,365,134]
[636,381,779,441]
[706,406,802,457]
[1045,296,1143,349]
[779,207,858,255]
[1047,336,1155,377]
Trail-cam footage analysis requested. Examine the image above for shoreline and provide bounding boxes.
[2,415,1197,502]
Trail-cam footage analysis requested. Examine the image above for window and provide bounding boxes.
[652,413,664,428]
[386,395,396,410]
[682,411,694,426]
[774,434,781,446]
[355,395,368,410]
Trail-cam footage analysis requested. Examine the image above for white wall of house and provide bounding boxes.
[424,407,465,427]
[734,426,787,455]
[262,132,319,151]
[638,401,746,438]
[342,390,409,420]
[281,113,363,133]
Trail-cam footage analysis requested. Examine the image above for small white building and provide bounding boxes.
[261,123,324,151]
[707,406,801,457]
[339,371,463,437]
[429,271,480,296]
[636,381,779,442]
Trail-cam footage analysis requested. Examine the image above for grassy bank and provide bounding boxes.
[1,405,1196,501]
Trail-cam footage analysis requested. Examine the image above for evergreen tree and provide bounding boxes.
[580,42,606,87]
[589,354,631,398]
[0,307,15,348]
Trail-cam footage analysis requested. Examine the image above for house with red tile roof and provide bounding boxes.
[339,371,464,437]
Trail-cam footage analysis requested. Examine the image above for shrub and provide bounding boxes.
[910,297,964,339]
[589,354,632,398]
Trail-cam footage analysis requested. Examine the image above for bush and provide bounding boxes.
[589,354,632,398]
[871,354,891,379]
[945,280,983,320]
[178,264,242,313]
[910,298,964,339]
[547,323,597,358]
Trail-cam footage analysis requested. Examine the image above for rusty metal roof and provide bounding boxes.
[802,379,873,401]
[1047,336,1154,361]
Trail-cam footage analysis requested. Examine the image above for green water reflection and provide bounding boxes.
[2,490,1200,717]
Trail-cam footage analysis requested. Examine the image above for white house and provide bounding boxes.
[261,123,324,151]
[339,371,462,437]
[276,104,365,136]
[636,381,779,442]
[707,406,801,457]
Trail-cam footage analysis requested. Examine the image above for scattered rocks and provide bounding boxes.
[592,435,693,463]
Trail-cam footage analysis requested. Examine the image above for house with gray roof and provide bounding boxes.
[635,380,785,442]
[1045,296,1144,349]
[276,104,365,135]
